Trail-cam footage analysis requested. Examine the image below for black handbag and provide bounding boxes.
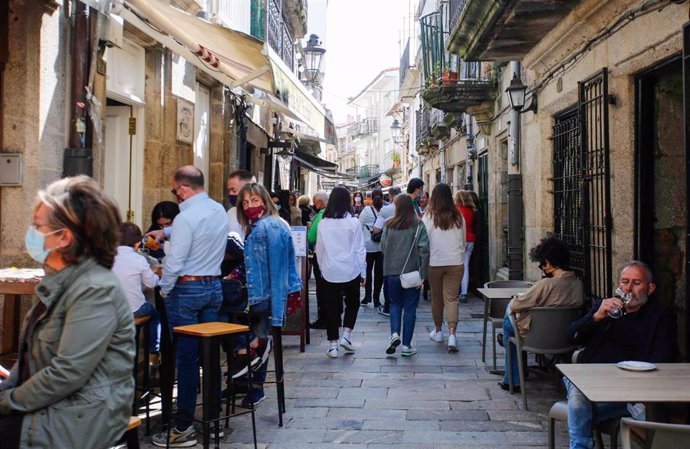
[367,206,382,243]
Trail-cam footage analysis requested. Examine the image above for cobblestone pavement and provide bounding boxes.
[139,283,570,448]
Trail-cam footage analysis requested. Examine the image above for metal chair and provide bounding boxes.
[506,305,582,409]
[481,280,533,370]
[620,417,690,449]
[548,401,621,449]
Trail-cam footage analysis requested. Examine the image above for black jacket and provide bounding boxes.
[568,298,678,364]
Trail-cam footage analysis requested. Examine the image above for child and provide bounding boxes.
[112,222,161,367]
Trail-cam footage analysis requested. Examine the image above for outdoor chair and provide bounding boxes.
[620,417,690,449]
[548,401,620,449]
[481,280,533,370]
[506,305,582,409]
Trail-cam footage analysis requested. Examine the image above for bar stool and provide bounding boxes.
[172,322,257,449]
[133,315,151,434]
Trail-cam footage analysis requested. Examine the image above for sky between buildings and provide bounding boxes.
[322,0,414,124]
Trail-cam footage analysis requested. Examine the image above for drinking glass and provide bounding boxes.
[608,287,631,319]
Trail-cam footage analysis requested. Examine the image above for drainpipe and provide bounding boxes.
[64,1,93,177]
[507,60,524,280]
[0,1,8,260]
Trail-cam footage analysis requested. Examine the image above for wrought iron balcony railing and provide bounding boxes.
[400,38,411,88]
[347,118,379,137]
[448,0,468,34]
[267,0,295,71]
[415,104,431,149]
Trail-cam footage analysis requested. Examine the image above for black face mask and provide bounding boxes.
[228,194,238,207]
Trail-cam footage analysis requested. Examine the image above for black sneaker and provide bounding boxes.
[361,298,371,305]
[241,389,266,407]
[309,318,327,329]
[222,382,249,399]
[377,305,390,317]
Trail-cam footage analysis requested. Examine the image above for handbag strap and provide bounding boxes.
[401,224,421,273]
[365,206,378,231]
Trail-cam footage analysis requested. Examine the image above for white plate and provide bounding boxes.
[617,361,656,372]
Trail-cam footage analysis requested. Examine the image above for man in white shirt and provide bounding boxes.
[226,170,256,240]
[371,186,401,316]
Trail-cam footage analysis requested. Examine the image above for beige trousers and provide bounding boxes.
[427,265,464,331]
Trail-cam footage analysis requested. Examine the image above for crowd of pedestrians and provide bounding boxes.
[0,166,681,449]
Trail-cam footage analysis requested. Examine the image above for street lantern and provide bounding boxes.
[505,72,527,111]
[390,119,402,144]
[303,34,325,84]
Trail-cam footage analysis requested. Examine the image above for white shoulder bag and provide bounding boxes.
[399,224,423,289]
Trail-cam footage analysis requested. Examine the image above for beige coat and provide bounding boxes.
[0,258,135,449]
[508,270,583,337]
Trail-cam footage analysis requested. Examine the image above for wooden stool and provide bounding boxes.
[133,315,152,434]
[172,322,256,449]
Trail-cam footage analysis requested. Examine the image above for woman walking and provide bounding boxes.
[455,190,476,303]
[352,191,365,217]
[423,183,466,352]
[380,194,430,356]
[359,188,385,307]
[315,186,367,358]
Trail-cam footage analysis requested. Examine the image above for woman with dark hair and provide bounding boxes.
[454,190,476,303]
[315,186,367,358]
[352,191,365,217]
[0,176,134,449]
[498,235,582,391]
[146,201,180,260]
[423,183,466,352]
[359,189,385,307]
[380,194,430,356]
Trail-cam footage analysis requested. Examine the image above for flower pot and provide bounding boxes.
[442,71,458,86]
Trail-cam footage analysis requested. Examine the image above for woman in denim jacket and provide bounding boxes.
[236,183,302,405]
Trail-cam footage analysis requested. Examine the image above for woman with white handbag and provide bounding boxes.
[423,183,466,352]
[380,194,430,356]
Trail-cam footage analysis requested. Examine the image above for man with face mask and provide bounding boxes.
[563,261,677,449]
[226,169,256,240]
[498,235,583,392]
[148,166,229,448]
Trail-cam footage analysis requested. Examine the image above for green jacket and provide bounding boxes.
[307,209,325,247]
[0,258,135,449]
[380,223,430,279]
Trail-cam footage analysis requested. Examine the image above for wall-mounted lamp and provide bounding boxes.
[390,119,402,145]
[505,72,538,114]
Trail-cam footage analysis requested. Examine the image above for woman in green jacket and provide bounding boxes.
[0,176,135,449]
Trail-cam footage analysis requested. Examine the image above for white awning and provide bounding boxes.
[117,0,272,92]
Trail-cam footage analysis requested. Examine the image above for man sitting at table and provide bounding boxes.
[564,260,677,449]
[499,235,584,392]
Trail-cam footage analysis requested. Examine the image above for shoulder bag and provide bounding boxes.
[367,206,382,243]
[399,224,423,288]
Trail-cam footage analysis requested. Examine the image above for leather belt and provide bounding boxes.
[177,275,219,283]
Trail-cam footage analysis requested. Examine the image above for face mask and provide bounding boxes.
[354,197,362,204]
[243,205,266,222]
[228,194,238,207]
[25,226,62,264]
[275,204,282,211]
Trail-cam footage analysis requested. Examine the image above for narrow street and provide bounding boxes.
[141,281,567,448]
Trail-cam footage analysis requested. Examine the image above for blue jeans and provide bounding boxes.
[564,377,629,449]
[502,314,519,386]
[166,280,222,429]
[386,276,420,347]
[133,301,160,353]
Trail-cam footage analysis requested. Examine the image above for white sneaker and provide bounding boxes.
[339,336,355,352]
[429,329,444,343]
[326,347,338,358]
[386,333,401,355]
[401,345,417,357]
[448,334,458,352]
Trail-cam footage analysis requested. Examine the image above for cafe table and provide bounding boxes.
[0,268,43,355]
[557,363,690,422]
[476,287,531,373]
[557,363,690,404]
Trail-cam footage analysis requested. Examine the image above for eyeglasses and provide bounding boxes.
[170,184,190,196]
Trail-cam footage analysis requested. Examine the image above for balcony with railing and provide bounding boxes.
[415,104,434,155]
[421,60,497,113]
[446,0,581,61]
[346,164,380,180]
[429,108,449,140]
[400,38,411,88]
[347,118,379,137]
[267,0,295,71]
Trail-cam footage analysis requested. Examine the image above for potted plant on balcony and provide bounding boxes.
[391,151,401,168]
[442,70,458,86]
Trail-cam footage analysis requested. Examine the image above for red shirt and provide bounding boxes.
[457,205,476,242]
